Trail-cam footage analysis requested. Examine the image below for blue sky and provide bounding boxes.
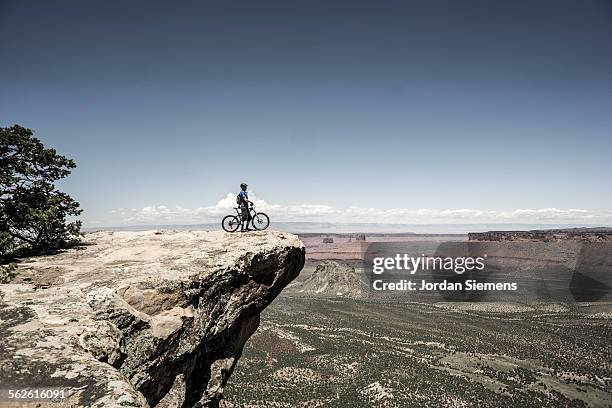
[1,0,611,227]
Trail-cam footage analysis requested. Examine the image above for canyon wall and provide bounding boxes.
[468,229,612,242]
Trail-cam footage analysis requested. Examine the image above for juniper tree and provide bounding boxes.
[0,125,82,257]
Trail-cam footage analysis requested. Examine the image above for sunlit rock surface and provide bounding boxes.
[0,230,304,407]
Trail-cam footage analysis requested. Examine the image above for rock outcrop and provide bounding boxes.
[293,260,366,298]
[0,230,304,407]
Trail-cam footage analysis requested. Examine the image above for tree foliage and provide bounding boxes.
[1,125,82,257]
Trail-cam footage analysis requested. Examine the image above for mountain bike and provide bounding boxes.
[222,205,270,232]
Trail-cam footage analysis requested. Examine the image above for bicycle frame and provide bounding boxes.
[234,206,256,226]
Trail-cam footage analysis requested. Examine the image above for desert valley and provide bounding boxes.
[223,230,612,407]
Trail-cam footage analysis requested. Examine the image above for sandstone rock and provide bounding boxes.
[0,230,304,407]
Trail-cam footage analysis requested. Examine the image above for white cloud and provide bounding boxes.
[105,192,612,226]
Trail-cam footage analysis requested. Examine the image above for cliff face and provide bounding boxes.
[432,238,612,303]
[0,230,305,407]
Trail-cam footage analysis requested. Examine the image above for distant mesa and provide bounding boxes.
[463,227,612,303]
[469,227,612,242]
[296,260,366,298]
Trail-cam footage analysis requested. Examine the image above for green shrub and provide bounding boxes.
[0,262,17,283]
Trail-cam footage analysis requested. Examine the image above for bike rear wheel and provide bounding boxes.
[222,215,241,232]
[251,212,270,230]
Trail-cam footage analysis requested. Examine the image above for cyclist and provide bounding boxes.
[237,183,253,232]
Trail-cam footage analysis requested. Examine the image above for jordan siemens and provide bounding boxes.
[372,280,518,291]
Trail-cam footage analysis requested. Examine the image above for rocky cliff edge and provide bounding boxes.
[0,230,305,407]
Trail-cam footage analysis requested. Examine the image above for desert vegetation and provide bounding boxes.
[223,296,611,407]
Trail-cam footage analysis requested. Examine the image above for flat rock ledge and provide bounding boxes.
[0,230,305,407]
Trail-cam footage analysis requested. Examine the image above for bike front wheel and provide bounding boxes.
[251,212,270,230]
[222,215,241,232]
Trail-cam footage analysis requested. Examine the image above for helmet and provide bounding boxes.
[240,183,247,189]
